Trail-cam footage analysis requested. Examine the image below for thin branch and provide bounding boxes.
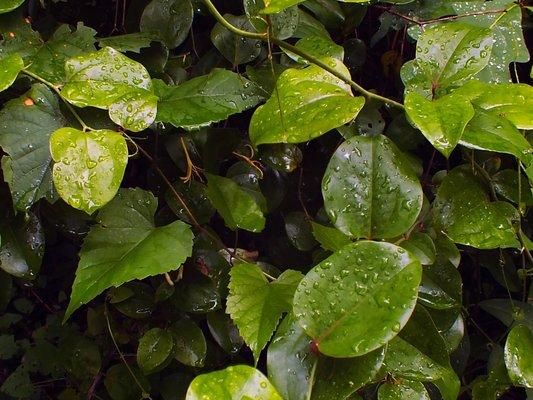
[202,0,404,109]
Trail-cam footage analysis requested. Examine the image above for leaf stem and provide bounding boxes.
[201,0,404,109]
[21,69,94,132]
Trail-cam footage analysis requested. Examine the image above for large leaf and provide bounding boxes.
[504,325,533,388]
[61,46,157,132]
[0,84,66,210]
[405,91,474,157]
[249,66,365,146]
[186,365,283,400]
[154,70,264,130]
[140,0,193,49]
[0,53,23,91]
[227,263,302,362]
[433,166,519,249]
[205,173,266,233]
[26,23,96,85]
[64,188,194,320]
[50,128,128,214]
[401,23,493,97]
[293,241,422,357]
[211,14,262,65]
[322,134,423,239]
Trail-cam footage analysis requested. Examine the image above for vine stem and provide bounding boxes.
[21,69,94,132]
[202,0,404,109]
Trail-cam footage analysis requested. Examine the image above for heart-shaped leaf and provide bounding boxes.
[322,134,423,239]
[50,127,128,214]
[293,241,422,357]
[433,166,519,249]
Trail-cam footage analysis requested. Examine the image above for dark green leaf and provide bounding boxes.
[137,327,174,373]
[211,14,261,65]
[170,319,207,367]
[140,0,193,49]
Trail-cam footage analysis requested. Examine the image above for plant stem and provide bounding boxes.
[21,69,94,132]
[202,0,404,109]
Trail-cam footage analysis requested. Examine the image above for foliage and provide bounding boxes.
[0,0,532,399]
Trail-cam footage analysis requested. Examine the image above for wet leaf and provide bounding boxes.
[140,0,193,49]
[293,241,422,357]
[137,327,174,373]
[504,325,533,388]
[170,319,207,367]
[211,14,261,65]
[244,0,299,40]
[0,53,23,91]
[378,380,430,400]
[322,134,423,239]
[493,169,533,206]
[311,222,351,252]
[207,311,243,355]
[227,263,303,362]
[65,188,194,320]
[401,233,436,266]
[261,0,306,14]
[98,32,155,53]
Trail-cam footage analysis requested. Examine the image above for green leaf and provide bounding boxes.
[504,325,533,388]
[433,166,520,249]
[293,241,422,357]
[98,32,154,53]
[0,53,23,91]
[140,0,193,49]
[137,328,174,374]
[170,319,207,367]
[405,91,474,157]
[418,259,462,310]
[0,84,66,210]
[64,188,194,320]
[460,109,532,161]
[311,222,351,252]
[207,311,243,355]
[493,169,533,206]
[249,66,365,146]
[284,212,317,251]
[480,299,533,332]
[61,46,157,132]
[244,0,299,40]
[322,134,423,239]
[185,365,283,400]
[227,263,302,362]
[205,173,266,233]
[211,14,261,65]
[26,23,96,85]
[0,0,24,14]
[261,0,306,14]
[400,233,436,266]
[472,346,511,400]
[154,70,264,130]
[401,23,493,96]
[378,380,430,400]
[50,127,128,214]
[0,14,41,61]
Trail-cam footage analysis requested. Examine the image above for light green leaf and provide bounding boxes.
[433,166,519,249]
[98,32,154,53]
[205,173,266,233]
[137,328,174,374]
[211,14,261,66]
[378,380,430,400]
[504,325,533,388]
[405,91,474,157]
[227,263,302,362]
[322,134,423,239]
[400,233,436,266]
[0,0,24,14]
[26,23,96,85]
[154,70,264,130]
[50,127,128,214]
[186,365,283,400]
[460,109,532,161]
[293,241,422,357]
[261,0,306,14]
[0,84,67,210]
[140,0,193,49]
[401,23,493,97]
[64,188,194,320]
[311,222,351,252]
[61,46,157,132]
[0,53,23,91]
[249,66,364,146]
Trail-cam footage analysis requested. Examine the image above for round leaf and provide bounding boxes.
[137,328,174,374]
[322,134,423,239]
[170,319,207,367]
[293,241,422,357]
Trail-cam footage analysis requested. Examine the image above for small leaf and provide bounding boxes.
[311,222,351,252]
[98,32,155,53]
[0,53,23,91]
[211,14,261,65]
[293,241,422,357]
[378,380,430,400]
[227,263,302,362]
[205,173,266,233]
[405,91,474,157]
[185,365,283,400]
[155,70,264,130]
[504,325,533,388]
[50,127,128,214]
[170,319,207,367]
[137,328,174,374]
[64,188,194,320]
[61,46,157,132]
[433,166,520,249]
[140,0,193,49]
[322,134,423,239]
